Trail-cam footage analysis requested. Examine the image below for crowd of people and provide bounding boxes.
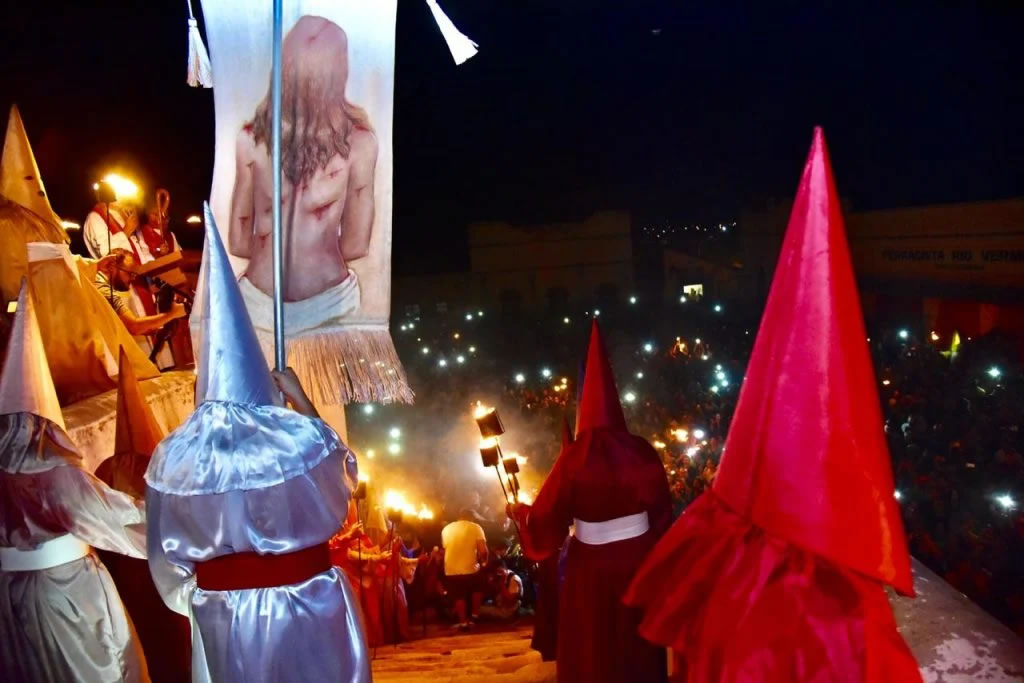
[351,294,1024,638]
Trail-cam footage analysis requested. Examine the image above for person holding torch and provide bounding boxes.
[508,320,672,683]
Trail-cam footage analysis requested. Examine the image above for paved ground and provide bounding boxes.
[371,623,556,682]
[891,559,1024,682]
[372,559,1024,682]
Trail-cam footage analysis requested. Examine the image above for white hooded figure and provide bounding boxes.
[0,280,149,682]
[145,204,370,683]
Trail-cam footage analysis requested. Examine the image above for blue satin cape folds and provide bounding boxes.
[145,401,370,683]
[0,413,149,683]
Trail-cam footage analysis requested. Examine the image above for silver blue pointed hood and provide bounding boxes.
[195,203,281,407]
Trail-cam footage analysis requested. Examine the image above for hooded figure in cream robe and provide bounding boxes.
[0,280,149,683]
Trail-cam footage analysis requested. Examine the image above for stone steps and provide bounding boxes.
[371,624,557,682]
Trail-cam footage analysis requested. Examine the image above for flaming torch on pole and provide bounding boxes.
[474,402,521,541]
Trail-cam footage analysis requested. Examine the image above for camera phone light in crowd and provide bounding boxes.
[720,379,729,388]
[362,404,375,416]
[695,338,701,344]
[421,346,430,355]
[466,313,473,321]
[563,317,571,324]
[882,379,891,386]
[701,355,710,361]
[715,364,722,371]
[541,368,552,379]
[185,215,202,224]
[930,331,940,342]
[593,309,601,317]
[408,323,415,330]
[456,355,466,364]
[715,371,726,381]
[514,373,526,384]
[693,429,706,440]
[6,301,16,313]
[685,446,699,458]
[389,427,402,439]
[995,494,1016,510]
[643,342,654,353]
[438,358,448,368]
[623,391,637,404]
[629,296,637,305]
[714,304,722,313]
[469,346,476,353]
[898,329,909,340]
[894,490,902,501]
[636,371,644,379]
[399,324,407,331]
[710,385,720,393]
[453,332,461,340]
[679,295,688,303]
[365,449,375,459]
[987,367,1001,379]
[387,443,401,455]
[477,310,484,317]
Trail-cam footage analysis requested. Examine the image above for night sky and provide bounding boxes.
[2,2,1022,272]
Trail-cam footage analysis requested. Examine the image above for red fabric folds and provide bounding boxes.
[625,492,921,683]
[712,128,912,595]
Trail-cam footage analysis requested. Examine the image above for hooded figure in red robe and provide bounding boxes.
[625,128,920,682]
[527,416,573,662]
[511,320,672,683]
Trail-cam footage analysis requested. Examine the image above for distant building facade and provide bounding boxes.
[394,211,634,316]
[739,197,1024,339]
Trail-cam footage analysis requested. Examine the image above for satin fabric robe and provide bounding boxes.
[0,413,149,683]
[515,426,673,683]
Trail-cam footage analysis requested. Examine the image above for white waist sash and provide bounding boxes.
[0,534,91,571]
[573,511,649,546]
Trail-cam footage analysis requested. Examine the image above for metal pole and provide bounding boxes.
[270,0,286,371]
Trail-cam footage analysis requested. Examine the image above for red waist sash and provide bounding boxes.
[195,543,331,591]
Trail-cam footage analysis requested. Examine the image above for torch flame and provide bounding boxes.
[473,402,495,420]
[384,489,407,511]
[358,472,370,483]
[417,505,434,520]
[673,429,688,442]
[480,436,499,449]
[518,491,533,505]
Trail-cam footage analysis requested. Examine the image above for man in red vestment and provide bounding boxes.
[510,320,672,683]
[624,128,921,682]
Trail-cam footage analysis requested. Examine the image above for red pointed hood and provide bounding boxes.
[575,320,627,434]
[713,128,913,595]
[561,414,574,448]
[114,347,164,458]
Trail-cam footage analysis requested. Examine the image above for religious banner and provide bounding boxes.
[198,0,411,407]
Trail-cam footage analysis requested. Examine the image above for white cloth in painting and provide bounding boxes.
[145,402,370,683]
[0,412,149,683]
[239,273,360,338]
